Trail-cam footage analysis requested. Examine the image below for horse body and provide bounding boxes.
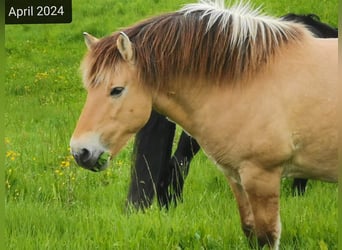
[70,1,338,248]
[153,37,337,183]
[127,14,338,209]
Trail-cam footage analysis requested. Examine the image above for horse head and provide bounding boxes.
[70,32,152,171]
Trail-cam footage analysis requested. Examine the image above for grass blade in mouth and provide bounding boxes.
[94,152,111,171]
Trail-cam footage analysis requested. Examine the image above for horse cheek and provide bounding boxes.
[125,107,150,133]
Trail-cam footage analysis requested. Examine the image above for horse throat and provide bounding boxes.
[152,89,200,136]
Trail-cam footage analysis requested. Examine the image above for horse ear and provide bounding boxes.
[116,32,134,62]
[83,32,98,50]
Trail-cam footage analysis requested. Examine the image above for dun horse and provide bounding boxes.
[127,13,338,210]
[70,1,338,248]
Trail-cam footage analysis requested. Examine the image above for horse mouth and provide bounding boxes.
[91,152,111,172]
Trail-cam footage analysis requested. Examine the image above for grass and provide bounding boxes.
[5,0,338,249]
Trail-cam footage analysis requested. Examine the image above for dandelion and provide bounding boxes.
[6,150,20,161]
[60,160,70,168]
[59,151,74,168]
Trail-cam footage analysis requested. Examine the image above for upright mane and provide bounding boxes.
[83,0,310,89]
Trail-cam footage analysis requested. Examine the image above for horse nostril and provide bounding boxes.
[72,148,92,166]
[80,148,91,162]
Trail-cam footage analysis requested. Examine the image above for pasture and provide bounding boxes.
[5,0,338,249]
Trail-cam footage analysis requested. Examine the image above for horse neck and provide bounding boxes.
[151,79,229,137]
[152,91,192,131]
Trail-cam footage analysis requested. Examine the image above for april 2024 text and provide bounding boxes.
[8,6,65,19]
[5,1,72,24]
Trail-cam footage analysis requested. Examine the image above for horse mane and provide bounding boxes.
[82,0,310,89]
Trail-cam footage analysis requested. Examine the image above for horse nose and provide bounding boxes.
[70,134,107,171]
[72,148,96,169]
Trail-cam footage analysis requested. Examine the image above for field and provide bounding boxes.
[5,0,338,249]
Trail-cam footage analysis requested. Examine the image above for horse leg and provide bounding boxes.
[127,110,175,210]
[240,163,282,249]
[166,132,200,204]
[292,178,308,196]
[226,177,255,240]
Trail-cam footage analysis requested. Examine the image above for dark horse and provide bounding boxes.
[127,13,338,210]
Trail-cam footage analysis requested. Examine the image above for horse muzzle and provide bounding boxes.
[71,148,98,171]
[70,134,109,172]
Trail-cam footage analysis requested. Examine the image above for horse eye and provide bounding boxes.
[110,87,125,97]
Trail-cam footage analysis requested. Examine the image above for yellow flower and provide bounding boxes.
[60,160,70,168]
[6,150,20,161]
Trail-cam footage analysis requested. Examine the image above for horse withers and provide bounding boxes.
[70,1,338,249]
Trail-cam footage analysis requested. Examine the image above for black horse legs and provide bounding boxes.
[127,111,175,209]
[158,131,200,207]
[127,111,200,209]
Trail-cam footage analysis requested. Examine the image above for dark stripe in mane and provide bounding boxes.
[82,2,308,89]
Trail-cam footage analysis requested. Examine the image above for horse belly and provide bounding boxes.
[282,157,338,182]
[286,143,338,182]
[284,108,338,182]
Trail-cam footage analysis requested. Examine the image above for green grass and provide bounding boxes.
[5,0,338,249]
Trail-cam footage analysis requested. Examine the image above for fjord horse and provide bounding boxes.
[128,13,338,209]
[70,1,338,248]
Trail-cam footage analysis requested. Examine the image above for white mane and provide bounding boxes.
[179,0,296,47]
